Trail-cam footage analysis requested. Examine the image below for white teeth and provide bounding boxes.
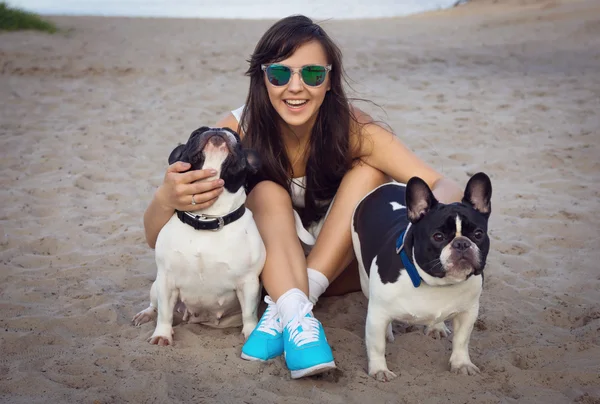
[285,100,307,106]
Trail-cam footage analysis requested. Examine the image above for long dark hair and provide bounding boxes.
[240,15,361,227]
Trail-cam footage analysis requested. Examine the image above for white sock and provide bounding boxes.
[307,267,329,305]
[276,288,311,326]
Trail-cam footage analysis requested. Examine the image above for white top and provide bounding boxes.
[231,105,306,208]
[231,105,244,125]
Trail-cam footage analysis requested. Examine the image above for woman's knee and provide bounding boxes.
[246,180,292,212]
[346,160,389,188]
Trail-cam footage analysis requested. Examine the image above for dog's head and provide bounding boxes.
[168,127,260,193]
[404,172,492,285]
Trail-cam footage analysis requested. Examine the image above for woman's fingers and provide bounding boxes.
[192,178,224,195]
[178,175,224,210]
[184,188,223,210]
[161,162,225,211]
[167,161,191,174]
[180,168,218,184]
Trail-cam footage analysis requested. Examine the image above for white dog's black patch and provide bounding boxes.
[352,183,410,284]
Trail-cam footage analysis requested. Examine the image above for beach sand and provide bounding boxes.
[1,0,599,402]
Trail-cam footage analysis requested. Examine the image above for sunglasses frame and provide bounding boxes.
[261,63,332,88]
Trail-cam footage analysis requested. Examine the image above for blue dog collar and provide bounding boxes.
[395,228,422,288]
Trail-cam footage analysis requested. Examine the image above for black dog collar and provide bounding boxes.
[176,205,246,231]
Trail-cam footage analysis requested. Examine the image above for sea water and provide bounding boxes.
[8,0,461,19]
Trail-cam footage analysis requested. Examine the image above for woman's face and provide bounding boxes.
[263,40,331,133]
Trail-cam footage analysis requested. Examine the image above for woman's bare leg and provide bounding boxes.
[245,181,308,301]
[307,162,388,291]
[323,260,361,297]
[243,181,337,378]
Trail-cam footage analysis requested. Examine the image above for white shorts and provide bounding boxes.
[293,202,333,256]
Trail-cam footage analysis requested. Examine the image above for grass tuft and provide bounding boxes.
[0,2,57,33]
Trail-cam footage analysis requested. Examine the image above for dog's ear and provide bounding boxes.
[462,172,492,217]
[406,176,438,223]
[244,149,261,174]
[187,126,211,141]
[223,127,242,143]
[168,144,187,165]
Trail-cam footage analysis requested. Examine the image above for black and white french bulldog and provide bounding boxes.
[351,173,492,381]
[133,127,266,345]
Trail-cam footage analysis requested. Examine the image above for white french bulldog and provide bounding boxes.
[133,127,266,345]
[351,173,492,381]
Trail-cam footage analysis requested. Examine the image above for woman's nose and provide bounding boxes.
[287,71,303,91]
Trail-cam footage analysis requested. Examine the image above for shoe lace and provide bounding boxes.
[286,302,320,347]
[256,296,282,336]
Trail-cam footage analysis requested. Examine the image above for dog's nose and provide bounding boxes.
[452,237,470,251]
[209,134,225,146]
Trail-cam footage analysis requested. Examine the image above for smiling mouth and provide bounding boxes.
[285,100,308,108]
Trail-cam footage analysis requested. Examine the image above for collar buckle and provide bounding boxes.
[176,205,245,231]
[191,213,225,231]
[213,216,224,231]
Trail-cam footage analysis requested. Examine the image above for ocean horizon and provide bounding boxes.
[7,0,463,19]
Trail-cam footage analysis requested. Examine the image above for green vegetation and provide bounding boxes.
[0,2,57,33]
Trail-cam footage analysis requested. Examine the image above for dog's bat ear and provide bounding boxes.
[223,127,242,142]
[244,149,261,174]
[406,176,438,223]
[463,172,492,217]
[168,144,187,165]
[187,126,210,141]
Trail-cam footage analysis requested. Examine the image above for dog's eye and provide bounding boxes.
[432,232,444,242]
[473,229,484,239]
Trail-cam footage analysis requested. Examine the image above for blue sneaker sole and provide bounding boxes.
[290,360,336,379]
[240,352,281,362]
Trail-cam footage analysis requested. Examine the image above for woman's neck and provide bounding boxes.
[280,120,312,143]
[280,121,312,178]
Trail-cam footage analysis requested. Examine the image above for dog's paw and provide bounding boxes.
[132,307,156,326]
[241,322,257,340]
[148,328,174,346]
[450,360,480,375]
[369,368,398,382]
[425,322,450,339]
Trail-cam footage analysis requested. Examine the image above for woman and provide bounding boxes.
[143,15,462,379]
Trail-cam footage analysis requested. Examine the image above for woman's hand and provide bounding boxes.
[155,161,225,211]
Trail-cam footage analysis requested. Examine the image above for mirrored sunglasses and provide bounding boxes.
[261,64,332,87]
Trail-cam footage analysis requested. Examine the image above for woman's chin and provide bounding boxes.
[279,110,318,129]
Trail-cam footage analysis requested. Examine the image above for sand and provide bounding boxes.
[1,0,599,402]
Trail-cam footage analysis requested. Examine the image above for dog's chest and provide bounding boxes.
[155,213,264,303]
[373,273,482,325]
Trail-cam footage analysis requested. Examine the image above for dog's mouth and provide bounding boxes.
[444,250,480,279]
[199,133,231,154]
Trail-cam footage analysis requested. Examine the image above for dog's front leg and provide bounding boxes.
[236,276,260,339]
[148,276,178,346]
[449,303,481,375]
[132,281,158,326]
[366,307,397,381]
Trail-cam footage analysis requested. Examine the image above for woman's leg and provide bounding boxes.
[323,260,361,297]
[243,180,336,378]
[307,161,388,298]
[245,180,308,301]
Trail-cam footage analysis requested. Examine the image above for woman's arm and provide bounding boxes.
[354,113,462,203]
